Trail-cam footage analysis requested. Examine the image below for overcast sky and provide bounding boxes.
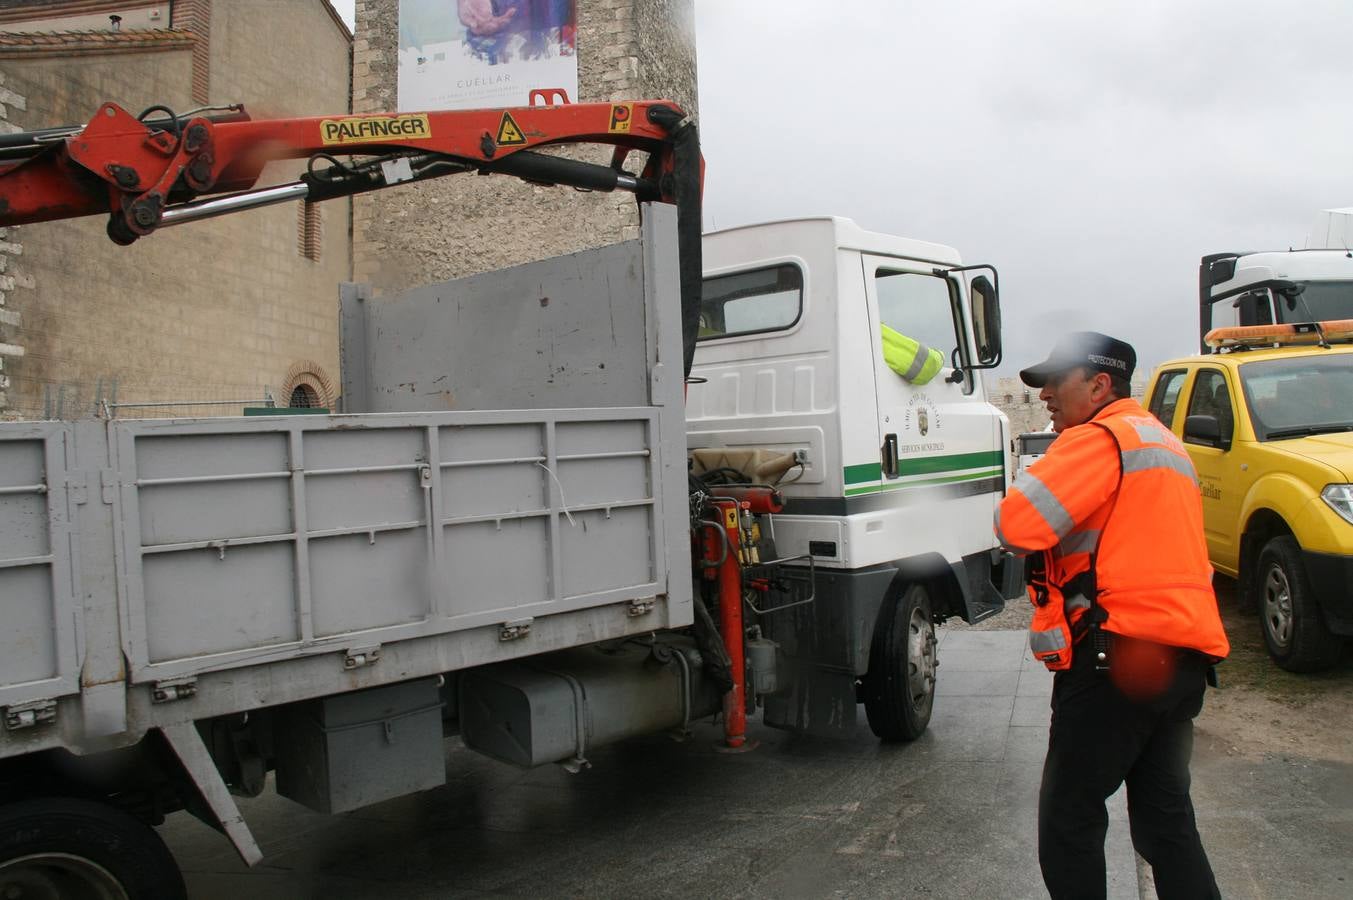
[333,0,1352,376]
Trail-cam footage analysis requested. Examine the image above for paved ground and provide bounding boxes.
[158,629,1353,899]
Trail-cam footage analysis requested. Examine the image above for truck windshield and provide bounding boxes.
[1276,281,1353,324]
[1239,354,1353,440]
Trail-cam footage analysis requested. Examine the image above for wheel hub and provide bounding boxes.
[1262,563,1293,649]
[906,605,937,709]
[0,854,128,900]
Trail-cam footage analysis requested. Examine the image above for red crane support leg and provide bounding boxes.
[713,500,748,749]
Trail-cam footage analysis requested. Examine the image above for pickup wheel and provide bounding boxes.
[0,798,186,900]
[863,583,936,741]
[1255,535,1343,672]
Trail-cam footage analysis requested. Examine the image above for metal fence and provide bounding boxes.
[1,373,276,421]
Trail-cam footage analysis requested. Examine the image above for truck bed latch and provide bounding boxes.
[4,698,57,730]
[499,618,533,641]
[152,676,198,703]
[343,645,382,669]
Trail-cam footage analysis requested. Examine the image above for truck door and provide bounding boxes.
[859,256,1003,560]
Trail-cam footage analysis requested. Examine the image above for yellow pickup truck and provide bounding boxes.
[1145,335,1353,671]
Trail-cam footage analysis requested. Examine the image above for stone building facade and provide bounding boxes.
[351,0,697,294]
[0,0,351,419]
[986,374,1149,437]
[0,68,23,417]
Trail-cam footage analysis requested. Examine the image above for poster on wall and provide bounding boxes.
[398,1,578,111]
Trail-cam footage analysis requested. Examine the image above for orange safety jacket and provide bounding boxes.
[995,398,1230,671]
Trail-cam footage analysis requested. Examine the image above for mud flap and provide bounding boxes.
[956,549,1014,623]
[761,566,896,737]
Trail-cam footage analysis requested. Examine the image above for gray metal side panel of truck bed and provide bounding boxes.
[340,230,652,413]
[113,407,673,682]
[0,205,692,752]
[0,423,80,709]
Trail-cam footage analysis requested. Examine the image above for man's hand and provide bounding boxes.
[458,0,518,36]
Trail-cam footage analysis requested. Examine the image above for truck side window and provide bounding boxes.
[1185,369,1234,443]
[698,264,803,340]
[874,270,959,366]
[1148,369,1187,428]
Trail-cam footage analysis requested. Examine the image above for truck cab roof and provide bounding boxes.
[702,217,963,271]
[1211,249,1353,293]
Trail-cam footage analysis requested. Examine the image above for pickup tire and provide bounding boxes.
[863,583,936,741]
[1256,535,1342,672]
[0,797,186,900]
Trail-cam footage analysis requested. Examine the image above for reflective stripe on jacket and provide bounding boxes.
[881,325,944,385]
[995,398,1230,669]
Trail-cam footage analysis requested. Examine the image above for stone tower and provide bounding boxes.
[351,0,697,294]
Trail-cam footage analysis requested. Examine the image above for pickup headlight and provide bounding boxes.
[1322,484,1353,526]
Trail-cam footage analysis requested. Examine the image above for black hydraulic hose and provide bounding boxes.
[137,104,182,139]
[0,107,250,162]
[479,149,650,194]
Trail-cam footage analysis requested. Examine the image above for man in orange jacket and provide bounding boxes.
[996,332,1228,900]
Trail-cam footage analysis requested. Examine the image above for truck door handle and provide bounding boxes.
[882,433,899,479]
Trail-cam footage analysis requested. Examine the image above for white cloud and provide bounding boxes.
[693,0,1353,373]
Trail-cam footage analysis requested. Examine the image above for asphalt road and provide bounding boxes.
[158,626,1353,899]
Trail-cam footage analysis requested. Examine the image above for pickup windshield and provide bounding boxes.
[1239,354,1353,441]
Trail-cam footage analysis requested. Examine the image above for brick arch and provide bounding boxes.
[279,360,336,409]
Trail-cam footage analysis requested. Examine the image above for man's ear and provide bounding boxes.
[1091,372,1113,401]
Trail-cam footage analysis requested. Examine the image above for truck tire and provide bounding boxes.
[1255,535,1342,672]
[863,583,936,741]
[0,797,186,900]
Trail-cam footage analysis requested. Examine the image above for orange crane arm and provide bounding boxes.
[0,97,704,372]
[0,99,697,243]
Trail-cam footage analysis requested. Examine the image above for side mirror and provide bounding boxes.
[1184,414,1230,450]
[971,274,1002,366]
[938,264,1002,369]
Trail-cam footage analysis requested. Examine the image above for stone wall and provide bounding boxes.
[0,68,25,418]
[987,376,1049,436]
[351,0,697,295]
[987,374,1150,438]
[0,1,351,419]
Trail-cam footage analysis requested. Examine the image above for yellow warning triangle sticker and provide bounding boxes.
[496,112,526,146]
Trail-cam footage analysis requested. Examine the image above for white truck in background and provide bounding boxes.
[1199,247,1353,348]
[0,100,1021,898]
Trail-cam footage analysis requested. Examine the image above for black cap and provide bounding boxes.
[1019,331,1136,387]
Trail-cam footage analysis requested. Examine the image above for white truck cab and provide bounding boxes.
[1200,249,1353,350]
[686,217,1022,738]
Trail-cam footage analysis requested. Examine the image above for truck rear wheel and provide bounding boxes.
[0,798,185,900]
[1256,535,1342,672]
[863,583,936,741]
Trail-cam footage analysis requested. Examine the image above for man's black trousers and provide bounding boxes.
[1038,637,1220,900]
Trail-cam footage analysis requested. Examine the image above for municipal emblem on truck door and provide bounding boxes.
[900,394,945,452]
[903,394,942,436]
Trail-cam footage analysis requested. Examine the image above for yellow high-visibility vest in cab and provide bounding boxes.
[881,324,943,385]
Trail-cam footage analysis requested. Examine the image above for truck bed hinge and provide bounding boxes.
[627,598,655,617]
[4,698,57,730]
[101,468,117,505]
[499,618,533,641]
[343,645,381,669]
[67,473,88,505]
[152,675,198,703]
